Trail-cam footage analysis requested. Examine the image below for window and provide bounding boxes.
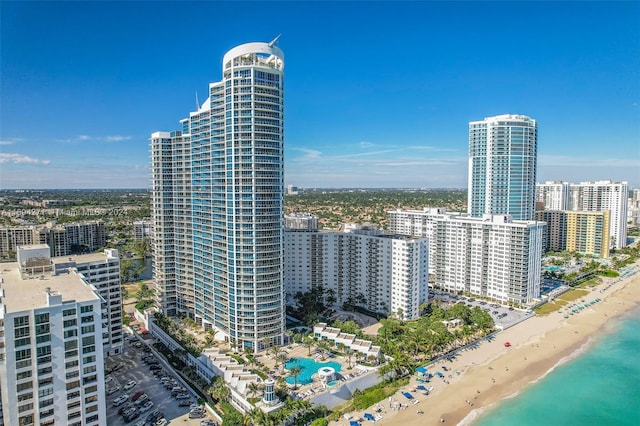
[63,308,75,317]
[64,329,78,338]
[83,355,96,364]
[64,340,78,350]
[66,390,80,400]
[82,345,95,354]
[80,305,93,313]
[15,337,31,347]
[81,315,93,324]
[81,325,94,334]
[16,382,33,392]
[14,316,29,327]
[35,324,50,335]
[66,381,80,391]
[63,319,77,328]
[38,366,52,375]
[16,348,31,360]
[39,388,54,398]
[83,365,96,375]
[35,313,49,324]
[18,393,33,403]
[18,414,34,426]
[65,359,79,369]
[36,335,51,344]
[15,326,30,338]
[17,370,32,380]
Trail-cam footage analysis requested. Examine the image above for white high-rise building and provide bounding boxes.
[152,39,285,351]
[0,246,107,426]
[285,229,428,320]
[536,181,571,210]
[388,210,544,305]
[468,114,538,220]
[536,180,628,249]
[53,249,123,355]
[569,181,628,249]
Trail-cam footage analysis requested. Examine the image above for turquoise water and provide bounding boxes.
[284,357,342,385]
[475,307,640,426]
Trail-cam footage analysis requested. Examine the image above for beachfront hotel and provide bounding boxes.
[284,227,429,320]
[151,39,286,351]
[536,180,628,249]
[388,209,544,305]
[0,246,107,426]
[468,114,538,221]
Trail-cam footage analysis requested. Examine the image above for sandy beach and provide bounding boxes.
[331,260,640,426]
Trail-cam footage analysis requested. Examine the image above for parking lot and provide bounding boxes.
[431,291,532,329]
[104,331,218,426]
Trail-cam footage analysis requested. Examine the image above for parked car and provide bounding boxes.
[133,421,146,426]
[175,392,190,400]
[124,409,140,422]
[178,399,193,407]
[154,419,167,426]
[139,400,154,413]
[201,420,218,426]
[135,394,150,406]
[107,387,120,395]
[131,390,145,402]
[118,404,134,415]
[113,395,129,406]
[124,380,137,391]
[150,365,162,371]
[146,410,164,424]
[122,406,137,418]
[189,408,205,418]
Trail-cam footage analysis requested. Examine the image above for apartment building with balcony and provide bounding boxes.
[388,209,544,305]
[152,39,285,351]
[284,228,428,320]
[0,246,107,426]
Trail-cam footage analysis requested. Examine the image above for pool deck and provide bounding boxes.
[257,342,371,398]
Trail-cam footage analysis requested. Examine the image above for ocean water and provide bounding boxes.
[474,307,640,426]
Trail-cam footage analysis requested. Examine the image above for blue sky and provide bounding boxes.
[1,1,639,189]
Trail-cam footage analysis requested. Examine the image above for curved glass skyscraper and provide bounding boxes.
[151,40,285,352]
[468,114,538,220]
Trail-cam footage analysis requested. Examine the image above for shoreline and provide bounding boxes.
[330,260,640,426]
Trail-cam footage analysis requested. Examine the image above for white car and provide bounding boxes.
[139,400,154,413]
[106,386,120,395]
[113,395,129,406]
[105,375,114,383]
[154,419,167,426]
[134,421,146,426]
[124,380,137,391]
[175,392,190,399]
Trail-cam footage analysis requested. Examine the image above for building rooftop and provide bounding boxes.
[53,250,117,265]
[0,262,100,313]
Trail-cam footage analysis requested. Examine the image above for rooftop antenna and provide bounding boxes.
[195,91,200,110]
[268,34,281,47]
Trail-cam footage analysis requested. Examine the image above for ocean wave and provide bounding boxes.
[457,405,488,426]
[528,337,594,385]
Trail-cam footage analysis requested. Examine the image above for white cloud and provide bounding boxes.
[539,155,640,168]
[0,153,50,165]
[56,134,133,143]
[0,137,26,146]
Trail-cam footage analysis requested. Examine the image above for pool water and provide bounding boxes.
[327,380,339,387]
[284,357,342,385]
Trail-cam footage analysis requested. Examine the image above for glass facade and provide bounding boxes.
[468,115,537,220]
[152,41,285,352]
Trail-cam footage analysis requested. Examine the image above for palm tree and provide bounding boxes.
[276,352,288,374]
[345,348,354,368]
[246,381,262,400]
[302,335,314,356]
[289,366,302,390]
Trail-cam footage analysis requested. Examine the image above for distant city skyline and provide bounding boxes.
[1,2,639,189]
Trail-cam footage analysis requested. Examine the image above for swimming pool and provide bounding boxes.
[284,357,342,385]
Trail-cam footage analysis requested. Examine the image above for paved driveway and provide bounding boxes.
[104,332,218,425]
